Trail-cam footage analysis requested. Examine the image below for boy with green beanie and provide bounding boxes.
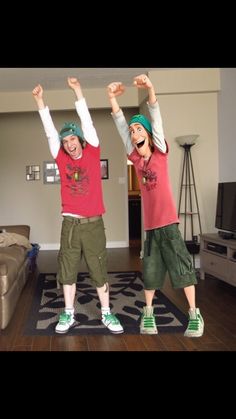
[107,74,204,337]
[32,77,123,335]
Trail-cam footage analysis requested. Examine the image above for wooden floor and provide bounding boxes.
[1,247,236,351]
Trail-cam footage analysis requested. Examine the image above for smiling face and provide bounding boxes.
[129,123,152,158]
[62,134,83,160]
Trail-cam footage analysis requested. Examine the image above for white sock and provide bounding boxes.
[101,307,110,317]
[65,308,74,316]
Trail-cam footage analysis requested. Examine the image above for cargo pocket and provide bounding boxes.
[176,249,193,276]
[97,248,108,279]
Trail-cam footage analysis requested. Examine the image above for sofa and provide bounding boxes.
[0,225,31,330]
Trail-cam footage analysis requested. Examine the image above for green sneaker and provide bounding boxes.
[55,311,76,334]
[184,308,204,337]
[140,306,158,335]
[102,313,124,334]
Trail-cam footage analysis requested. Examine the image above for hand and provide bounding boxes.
[133,74,153,89]
[32,84,43,99]
[68,77,81,90]
[107,82,125,98]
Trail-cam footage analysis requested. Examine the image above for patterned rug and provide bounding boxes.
[24,271,188,335]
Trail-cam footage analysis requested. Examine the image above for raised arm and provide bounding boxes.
[133,74,166,153]
[107,82,134,155]
[32,84,60,158]
[133,74,156,105]
[68,77,99,147]
[67,76,83,101]
[107,82,125,114]
[32,84,46,110]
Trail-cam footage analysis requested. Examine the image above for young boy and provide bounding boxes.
[32,77,123,335]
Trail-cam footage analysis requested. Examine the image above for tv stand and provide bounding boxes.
[218,231,236,240]
[200,233,236,287]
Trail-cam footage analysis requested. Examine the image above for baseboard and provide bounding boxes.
[106,241,129,248]
[39,241,129,250]
[39,243,60,250]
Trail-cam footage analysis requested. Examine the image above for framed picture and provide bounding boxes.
[100,159,109,180]
[43,161,60,184]
[26,165,40,181]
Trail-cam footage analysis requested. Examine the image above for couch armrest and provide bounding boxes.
[0,225,30,239]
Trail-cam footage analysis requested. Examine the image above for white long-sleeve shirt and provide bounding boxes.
[112,101,167,155]
[38,97,99,159]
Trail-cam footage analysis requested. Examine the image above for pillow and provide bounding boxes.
[0,232,32,250]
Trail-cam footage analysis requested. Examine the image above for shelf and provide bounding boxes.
[128,190,140,197]
[179,212,198,215]
[200,233,236,286]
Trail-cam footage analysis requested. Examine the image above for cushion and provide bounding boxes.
[0,232,32,250]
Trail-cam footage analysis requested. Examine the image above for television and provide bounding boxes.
[215,182,236,236]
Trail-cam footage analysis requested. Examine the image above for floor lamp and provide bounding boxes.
[175,135,202,267]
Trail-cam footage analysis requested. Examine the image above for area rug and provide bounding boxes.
[24,271,188,335]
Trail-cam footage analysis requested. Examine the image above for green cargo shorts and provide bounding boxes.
[57,216,108,287]
[143,223,197,290]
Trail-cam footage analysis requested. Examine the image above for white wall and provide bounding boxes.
[0,68,222,248]
[218,68,236,182]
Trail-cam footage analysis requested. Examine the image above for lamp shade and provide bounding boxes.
[175,135,199,146]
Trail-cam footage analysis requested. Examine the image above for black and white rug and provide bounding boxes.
[24,271,188,335]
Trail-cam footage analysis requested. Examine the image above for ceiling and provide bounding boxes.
[0,68,172,92]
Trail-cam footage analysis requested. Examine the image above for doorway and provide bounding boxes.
[127,162,141,248]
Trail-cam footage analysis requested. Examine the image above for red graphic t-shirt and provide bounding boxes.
[129,143,179,231]
[56,143,105,217]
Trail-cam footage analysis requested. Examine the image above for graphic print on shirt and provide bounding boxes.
[66,163,89,195]
[140,167,157,191]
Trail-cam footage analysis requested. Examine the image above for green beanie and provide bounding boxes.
[128,114,152,135]
[59,122,84,141]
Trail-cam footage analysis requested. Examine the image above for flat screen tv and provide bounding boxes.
[215,182,236,234]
